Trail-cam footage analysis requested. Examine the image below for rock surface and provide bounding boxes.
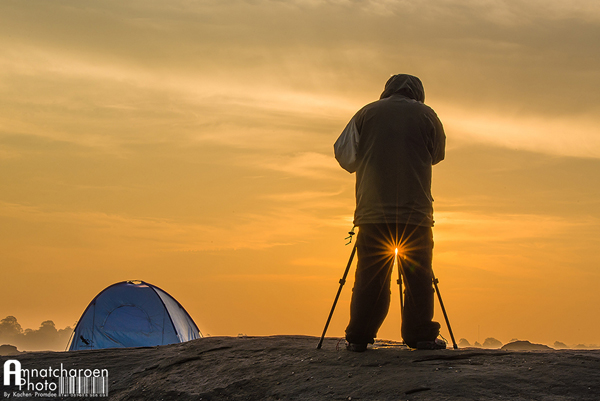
[3,335,600,400]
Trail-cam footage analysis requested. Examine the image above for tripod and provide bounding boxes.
[317,241,458,350]
[316,243,356,349]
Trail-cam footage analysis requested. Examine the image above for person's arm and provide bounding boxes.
[427,112,446,165]
[334,116,360,173]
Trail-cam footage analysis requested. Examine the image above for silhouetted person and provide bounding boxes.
[334,74,446,351]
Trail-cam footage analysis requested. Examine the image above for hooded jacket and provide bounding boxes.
[334,74,445,227]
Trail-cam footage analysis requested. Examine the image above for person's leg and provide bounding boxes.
[345,224,394,345]
[398,224,440,347]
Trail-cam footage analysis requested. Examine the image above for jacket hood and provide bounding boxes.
[380,74,425,102]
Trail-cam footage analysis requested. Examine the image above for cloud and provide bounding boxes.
[210,273,327,282]
[431,210,600,278]
[258,152,341,179]
[260,189,344,202]
[0,316,72,352]
[2,0,600,158]
[289,256,347,269]
[439,105,600,158]
[434,211,584,244]
[0,42,353,154]
[0,200,348,253]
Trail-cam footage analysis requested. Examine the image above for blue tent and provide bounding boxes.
[68,281,201,350]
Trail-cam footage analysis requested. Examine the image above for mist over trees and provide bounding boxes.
[0,316,73,351]
[482,337,503,348]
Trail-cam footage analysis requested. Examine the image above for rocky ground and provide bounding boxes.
[3,335,600,400]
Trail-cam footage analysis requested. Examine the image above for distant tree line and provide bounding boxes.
[0,316,73,351]
[457,337,597,349]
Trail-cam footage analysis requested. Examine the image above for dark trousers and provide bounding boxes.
[345,223,440,347]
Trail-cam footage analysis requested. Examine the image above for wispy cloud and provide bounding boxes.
[439,105,600,158]
[2,0,599,157]
[257,152,341,179]
[433,210,600,277]
[434,211,584,243]
[260,189,344,202]
[0,201,348,252]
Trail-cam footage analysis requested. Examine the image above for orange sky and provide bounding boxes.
[1,0,600,348]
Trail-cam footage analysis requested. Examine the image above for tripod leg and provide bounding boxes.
[432,275,458,349]
[316,244,357,349]
[395,253,406,346]
[395,253,404,315]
